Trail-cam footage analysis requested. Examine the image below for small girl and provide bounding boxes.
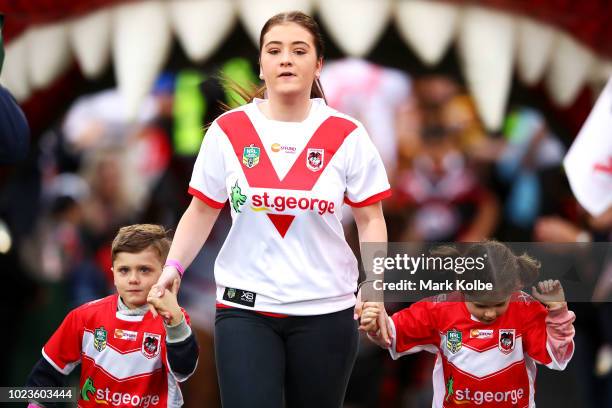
[361,241,575,407]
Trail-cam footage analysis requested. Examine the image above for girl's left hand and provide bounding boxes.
[531,279,566,310]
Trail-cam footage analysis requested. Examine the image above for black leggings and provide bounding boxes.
[214,307,359,408]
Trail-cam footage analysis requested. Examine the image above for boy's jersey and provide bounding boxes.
[389,292,574,408]
[43,295,188,407]
[189,98,391,315]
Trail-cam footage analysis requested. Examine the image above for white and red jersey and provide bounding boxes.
[189,98,391,315]
[389,292,575,407]
[42,295,188,407]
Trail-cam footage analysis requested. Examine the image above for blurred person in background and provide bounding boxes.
[0,14,29,163]
[498,107,565,238]
[534,206,612,408]
[392,124,498,243]
[321,58,413,180]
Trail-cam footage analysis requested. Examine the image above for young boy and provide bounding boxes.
[26,224,198,407]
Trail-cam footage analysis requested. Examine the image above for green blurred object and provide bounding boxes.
[173,70,206,156]
[221,57,258,108]
[0,15,5,74]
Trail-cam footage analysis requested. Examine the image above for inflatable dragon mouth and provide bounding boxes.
[1,0,611,132]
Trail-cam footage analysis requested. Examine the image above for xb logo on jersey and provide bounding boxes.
[243,144,260,168]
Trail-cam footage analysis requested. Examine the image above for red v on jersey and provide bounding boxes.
[218,111,356,189]
[266,214,295,238]
[218,111,356,237]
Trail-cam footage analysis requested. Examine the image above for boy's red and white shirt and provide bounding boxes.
[388,292,575,407]
[43,295,189,407]
[189,98,391,315]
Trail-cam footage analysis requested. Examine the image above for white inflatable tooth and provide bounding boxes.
[69,9,112,79]
[26,22,72,90]
[169,0,236,63]
[238,0,313,46]
[516,17,556,85]
[588,59,612,98]
[113,0,172,120]
[458,7,515,131]
[316,0,392,57]
[546,32,596,107]
[0,35,31,101]
[395,0,460,66]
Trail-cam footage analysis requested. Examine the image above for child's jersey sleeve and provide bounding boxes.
[522,301,575,370]
[188,121,228,208]
[344,124,391,207]
[42,309,83,375]
[165,308,198,382]
[389,301,440,359]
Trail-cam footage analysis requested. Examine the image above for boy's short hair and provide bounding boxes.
[111,224,171,263]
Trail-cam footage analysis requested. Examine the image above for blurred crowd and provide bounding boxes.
[1,57,611,407]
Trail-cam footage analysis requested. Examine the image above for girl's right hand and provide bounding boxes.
[531,279,566,310]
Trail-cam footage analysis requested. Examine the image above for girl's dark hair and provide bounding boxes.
[225,11,326,105]
[432,240,540,300]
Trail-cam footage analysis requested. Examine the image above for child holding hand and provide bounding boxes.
[26,224,198,407]
[361,241,575,407]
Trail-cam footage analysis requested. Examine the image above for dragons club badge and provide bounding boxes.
[499,329,516,354]
[142,332,161,358]
[306,148,324,171]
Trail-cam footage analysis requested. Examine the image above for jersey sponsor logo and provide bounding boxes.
[499,329,515,354]
[453,387,525,405]
[446,329,462,354]
[93,327,107,352]
[242,144,260,168]
[223,287,256,307]
[306,148,324,171]
[81,377,160,407]
[469,329,493,339]
[251,192,335,216]
[271,143,297,154]
[114,328,137,341]
[142,333,161,359]
[230,180,247,213]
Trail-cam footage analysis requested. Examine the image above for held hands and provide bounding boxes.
[354,289,392,349]
[531,279,566,310]
[148,266,181,318]
[147,278,183,325]
[359,302,383,333]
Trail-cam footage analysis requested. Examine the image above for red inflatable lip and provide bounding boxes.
[1,0,611,59]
